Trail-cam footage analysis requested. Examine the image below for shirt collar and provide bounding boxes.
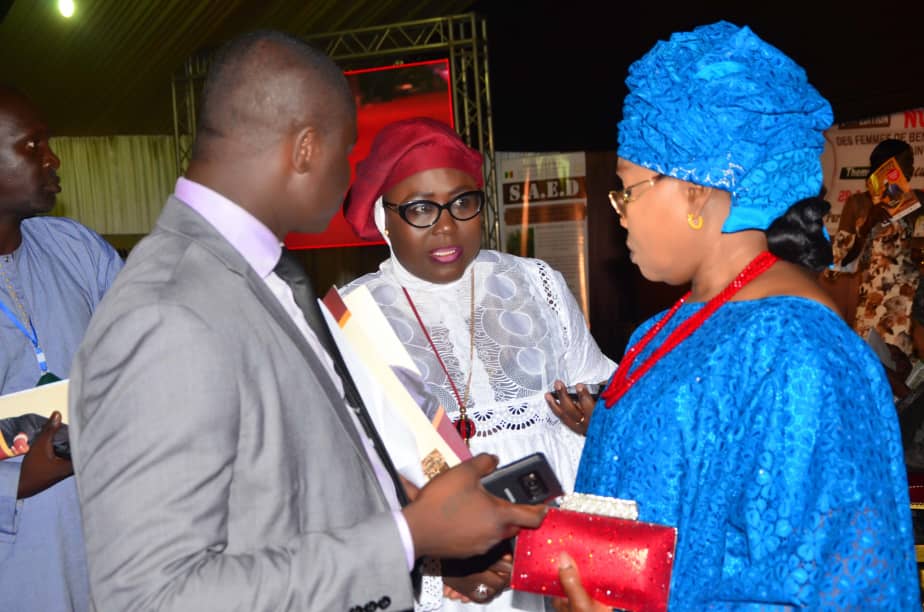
[174,177,281,278]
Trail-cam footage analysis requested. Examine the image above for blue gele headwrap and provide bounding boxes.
[617,21,834,232]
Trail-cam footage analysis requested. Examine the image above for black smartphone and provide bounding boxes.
[52,424,71,460]
[552,381,605,403]
[480,452,564,505]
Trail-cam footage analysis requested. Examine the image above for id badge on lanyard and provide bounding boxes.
[0,300,59,385]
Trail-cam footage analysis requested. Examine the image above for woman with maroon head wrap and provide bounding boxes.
[343,117,614,611]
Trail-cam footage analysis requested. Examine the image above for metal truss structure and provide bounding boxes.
[171,13,500,249]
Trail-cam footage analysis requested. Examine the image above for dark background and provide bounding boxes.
[2,0,921,358]
[2,0,921,146]
[475,0,923,151]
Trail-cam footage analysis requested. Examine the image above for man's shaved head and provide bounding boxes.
[193,30,353,160]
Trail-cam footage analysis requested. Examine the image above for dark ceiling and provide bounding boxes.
[3,1,922,151]
[0,0,475,135]
[476,1,924,150]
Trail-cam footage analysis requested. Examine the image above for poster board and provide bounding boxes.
[821,108,924,235]
[495,152,590,319]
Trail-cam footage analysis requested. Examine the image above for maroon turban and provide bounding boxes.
[344,117,484,241]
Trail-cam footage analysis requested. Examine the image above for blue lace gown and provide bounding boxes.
[576,296,919,610]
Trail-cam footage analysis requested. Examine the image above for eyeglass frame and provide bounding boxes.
[608,174,664,216]
[382,189,485,228]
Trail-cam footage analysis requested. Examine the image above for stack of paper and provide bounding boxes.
[321,286,470,486]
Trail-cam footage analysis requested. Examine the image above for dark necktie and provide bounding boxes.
[272,249,410,508]
[273,250,422,598]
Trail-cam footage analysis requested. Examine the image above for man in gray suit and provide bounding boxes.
[69,31,545,612]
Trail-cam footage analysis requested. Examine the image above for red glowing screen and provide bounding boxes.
[285,59,454,250]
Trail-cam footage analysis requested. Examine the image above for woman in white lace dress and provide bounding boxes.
[342,117,615,611]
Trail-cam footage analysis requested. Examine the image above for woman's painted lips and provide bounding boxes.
[429,246,462,264]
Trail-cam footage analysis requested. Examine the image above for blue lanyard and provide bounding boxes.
[0,299,48,373]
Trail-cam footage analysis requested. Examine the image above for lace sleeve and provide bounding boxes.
[531,259,616,385]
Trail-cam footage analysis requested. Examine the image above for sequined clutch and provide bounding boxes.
[511,504,676,611]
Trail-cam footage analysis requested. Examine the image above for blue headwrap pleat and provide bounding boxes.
[618,21,834,232]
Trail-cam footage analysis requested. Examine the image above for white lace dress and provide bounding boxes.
[344,249,616,611]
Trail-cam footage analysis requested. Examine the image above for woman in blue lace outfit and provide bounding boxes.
[553,22,919,611]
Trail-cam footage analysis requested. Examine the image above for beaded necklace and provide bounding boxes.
[402,269,477,444]
[602,251,778,408]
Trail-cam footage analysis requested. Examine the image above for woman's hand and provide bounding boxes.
[550,552,612,612]
[442,583,472,603]
[546,380,596,436]
[443,553,513,604]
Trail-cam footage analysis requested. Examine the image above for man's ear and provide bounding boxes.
[291,125,317,174]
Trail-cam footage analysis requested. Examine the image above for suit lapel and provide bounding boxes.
[243,273,381,485]
[156,199,384,502]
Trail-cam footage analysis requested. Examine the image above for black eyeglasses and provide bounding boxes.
[383,190,485,228]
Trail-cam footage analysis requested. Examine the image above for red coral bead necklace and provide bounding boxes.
[602,250,778,408]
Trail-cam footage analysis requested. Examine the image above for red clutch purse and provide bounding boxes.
[511,507,677,611]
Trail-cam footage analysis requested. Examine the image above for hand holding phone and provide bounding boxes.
[480,452,563,505]
[403,454,547,560]
[551,381,605,403]
[547,380,607,435]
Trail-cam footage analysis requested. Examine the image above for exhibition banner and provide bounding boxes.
[496,152,589,319]
[822,108,924,234]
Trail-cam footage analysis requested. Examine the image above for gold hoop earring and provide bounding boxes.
[687,213,703,230]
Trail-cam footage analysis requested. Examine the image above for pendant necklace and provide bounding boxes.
[403,269,477,444]
[602,251,778,408]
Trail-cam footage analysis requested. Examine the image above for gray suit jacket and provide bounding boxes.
[70,197,414,612]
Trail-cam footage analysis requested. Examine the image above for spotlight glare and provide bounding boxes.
[58,0,75,18]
